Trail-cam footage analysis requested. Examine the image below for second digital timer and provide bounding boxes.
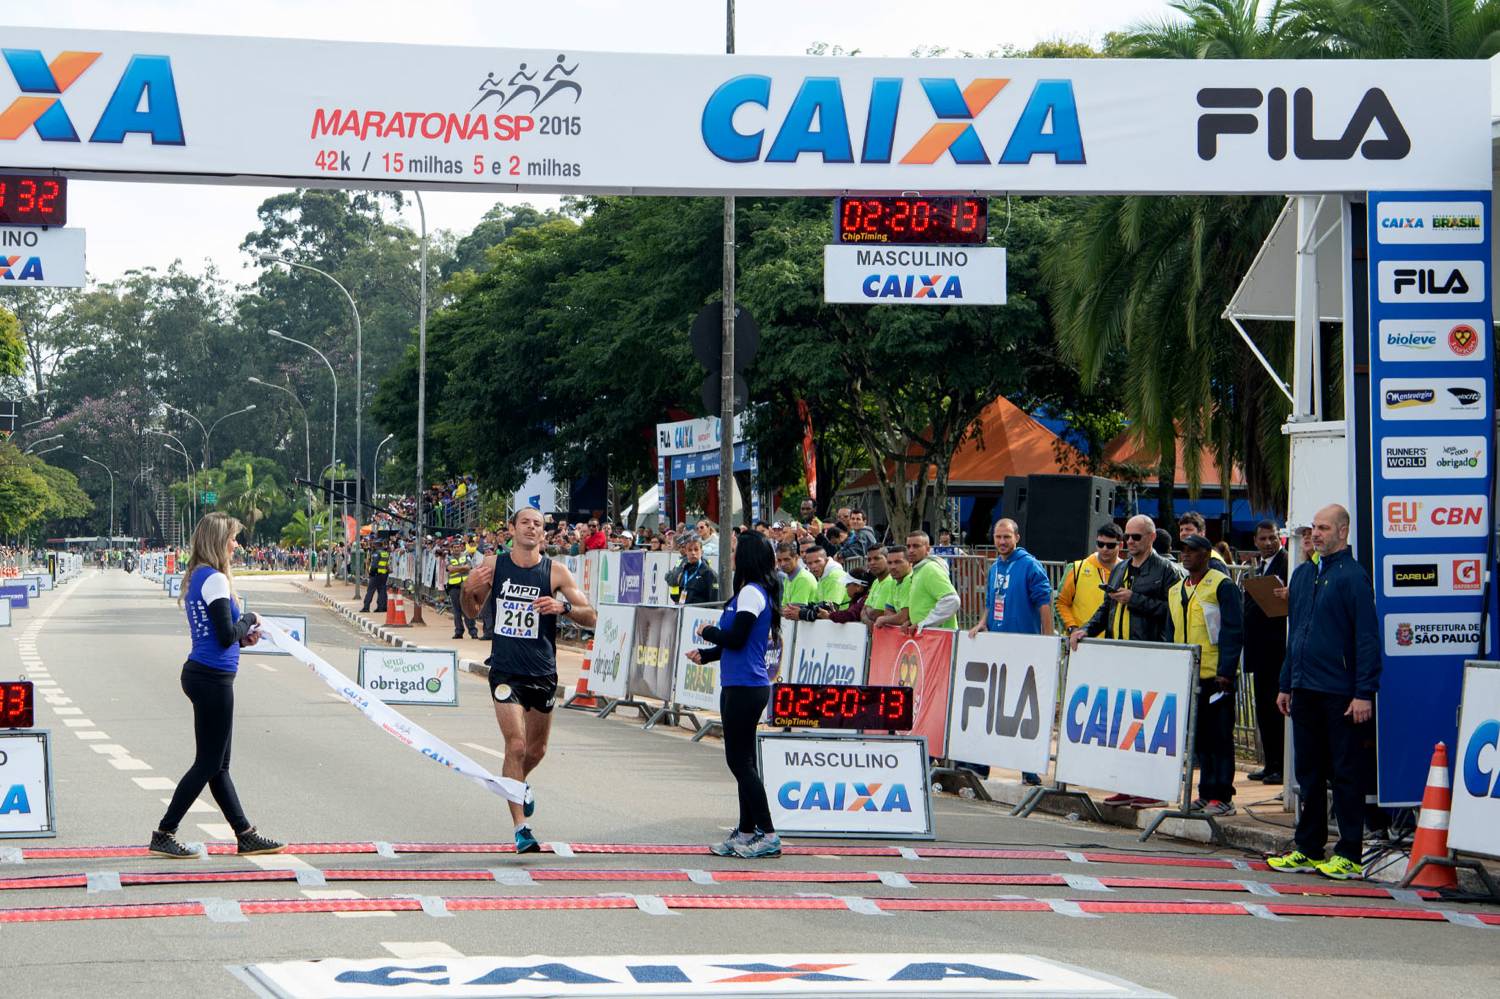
[834,195,987,246]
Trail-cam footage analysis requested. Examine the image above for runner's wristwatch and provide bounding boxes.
[561,599,572,616]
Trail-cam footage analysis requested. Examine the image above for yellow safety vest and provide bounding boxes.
[446,556,470,587]
[1167,567,1230,679]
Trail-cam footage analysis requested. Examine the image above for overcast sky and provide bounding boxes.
[20,0,1174,283]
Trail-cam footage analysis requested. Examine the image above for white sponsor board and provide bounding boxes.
[1375,200,1485,244]
[1380,436,1487,479]
[0,29,1488,195]
[357,646,459,706]
[0,731,55,838]
[947,632,1063,776]
[823,245,1006,306]
[1378,377,1487,421]
[0,227,85,288]
[672,606,722,712]
[787,620,869,686]
[1384,613,1484,658]
[167,573,183,599]
[242,952,1161,999]
[654,415,747,457]
[1054,640,1196,804]
[642,551,676,607]
[1450,662,1500,858]
[15,576,39,599]
[759,733,932,838]
[1380,494,1488,538]
[595,551,622,605]
[1376,260,1486,303]
[33,573,51,592]
[1377,318,1487,363]
[245,614,308,656]
[588,603,635,700]
[0,596,10,628]
[1383,553,1486,598]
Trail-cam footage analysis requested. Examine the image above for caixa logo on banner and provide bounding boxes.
[0,50,184,144]
[1462,719,1500,798]
[777,780,913,813]
[1064,685,1178,755]
[701,75,1082,165]
[1196,86,1409,161]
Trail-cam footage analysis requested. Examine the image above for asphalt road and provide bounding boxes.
[2,569,1498,998]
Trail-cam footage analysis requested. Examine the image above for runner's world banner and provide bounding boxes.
[0,28,1488,194]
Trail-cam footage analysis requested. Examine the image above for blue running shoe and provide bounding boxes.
[515,825,541,854]
[731,831,782,859]
[523,785,535,819]
[709,830,754,857]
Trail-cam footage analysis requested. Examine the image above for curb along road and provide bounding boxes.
[293,580,492,681]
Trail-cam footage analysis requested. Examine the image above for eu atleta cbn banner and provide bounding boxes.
[1367,191,1496,806]
[0,29,1487,196]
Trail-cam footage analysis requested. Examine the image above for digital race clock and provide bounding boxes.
[770,683,914,731]
[0,681,35,729]
[834,196,987,246]
[0,174,66,227]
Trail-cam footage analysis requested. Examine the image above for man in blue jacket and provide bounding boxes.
[1267,503,1381,881]
[969,518,1054,784]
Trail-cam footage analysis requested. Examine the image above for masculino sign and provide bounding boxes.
[358,646,459,706]
[758,733,932,838]
[946,631,1062,776]
[0,731,54,838]
[0,29,1489,195]
[823,245,1006,306]
[0,226,84,288]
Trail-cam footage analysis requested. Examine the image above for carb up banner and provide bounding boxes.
[1367,191,1496,805]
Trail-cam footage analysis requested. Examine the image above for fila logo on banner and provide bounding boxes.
[1196,86,1409,161]
[958,660,1040,739]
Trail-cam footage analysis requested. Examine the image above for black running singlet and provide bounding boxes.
[487,553,557,677]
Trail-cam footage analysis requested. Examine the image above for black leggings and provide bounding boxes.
[720,685,774,835]
[158,661,249,835]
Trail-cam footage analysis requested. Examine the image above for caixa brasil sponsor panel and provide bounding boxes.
[1375,200,1484,244]
[1064,685,1178,755]
[1380,436,1486,479]
[1382,495,1488,538]
[1377,318,1486,363]
[1382,553,1485,598]
[1383,612,1484,657]
[1378,378,1486,421]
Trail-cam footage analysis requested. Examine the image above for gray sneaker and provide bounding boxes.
[709,830,754,857]
[731,831,782,859]
[1203,800,1236,816]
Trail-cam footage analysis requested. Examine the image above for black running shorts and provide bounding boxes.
[487,668,559,713]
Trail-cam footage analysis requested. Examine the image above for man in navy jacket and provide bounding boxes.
[1268,504,1381,881]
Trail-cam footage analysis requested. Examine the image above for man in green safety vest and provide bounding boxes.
[361,538,391,614]
[445,536,479,639]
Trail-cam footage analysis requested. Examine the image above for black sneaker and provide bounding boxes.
[236,827,285,856]
[148,829,200,860]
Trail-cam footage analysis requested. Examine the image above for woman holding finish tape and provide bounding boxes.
[149,512,284,859]
[685,531,783,859]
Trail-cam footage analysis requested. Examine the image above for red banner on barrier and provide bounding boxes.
[867,626,955,757]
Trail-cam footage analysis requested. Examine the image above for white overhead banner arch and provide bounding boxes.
[0,28,1489,195]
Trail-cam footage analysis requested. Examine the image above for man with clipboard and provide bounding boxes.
[1242,520,1289,784]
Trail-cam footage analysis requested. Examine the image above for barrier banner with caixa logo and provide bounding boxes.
[1367,190,1496,805]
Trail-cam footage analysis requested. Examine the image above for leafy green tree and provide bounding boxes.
[0,443,53,535]
[0,305,26,381]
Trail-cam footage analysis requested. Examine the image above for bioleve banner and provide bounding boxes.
[587,603,635,700]
[1054,639,1196,804]
[672,606,722,712]
[357,646,458,706]
[866,626,956,758]
[0,29,1487,195]
[1449,661,1500,859]
[946,632,1063,776]
[788,619,869,687]
[758,733,932,838]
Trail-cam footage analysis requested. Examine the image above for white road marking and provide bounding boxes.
[62,718,94,728]
[31,679,57,687]
[43,696,72,705]
[90,744,131,756]
[108,757,152,771]
[381,942,464,959]
[198,822,236,840]
[159,797,214,814]
[257,663,277,673]
[75,730,109,741]
[301,889,395,919]
[51,707,82,716]
[461,742,506,761]
[134,777,177,790]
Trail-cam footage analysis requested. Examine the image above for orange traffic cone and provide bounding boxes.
[1405,742,1458,889]
[385,592,410,628]
[566,640,598,709]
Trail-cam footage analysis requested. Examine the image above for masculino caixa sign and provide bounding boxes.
[0,730,55,839]
[0,227,84,288]
[242,952,1159,999]
[1054,639,1196,805]
[357,646,459,706]
[1448,661,1500,860]
[758,733,932,838]
[823,245,1006,306]
[946,632,1062,777]
[0,28,1489,195]
[245,614,307,657]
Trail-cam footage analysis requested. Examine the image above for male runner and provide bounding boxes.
[463,507,596,853]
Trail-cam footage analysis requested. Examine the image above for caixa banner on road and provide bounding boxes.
[0,28,1488,195]
[1448,661,1500,861]
[946,632,1062,777]
[1054,639,1197,805]
[0,731,55,839]
[758,733,932,838]
[357,646,459,707]
[823,246,1006,306]
[244,614,307,657]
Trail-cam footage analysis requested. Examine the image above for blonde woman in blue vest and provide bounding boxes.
[1167,533,1244,816]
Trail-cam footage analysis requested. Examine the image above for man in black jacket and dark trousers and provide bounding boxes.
[1069,514,1181,646]
[1243,519,1288,784]
[667,537,718,605]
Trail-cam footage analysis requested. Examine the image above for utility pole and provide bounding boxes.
[716,0,736,588]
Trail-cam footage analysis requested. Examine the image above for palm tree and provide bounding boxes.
[223,461,284,540]
[1285,0,1500,58]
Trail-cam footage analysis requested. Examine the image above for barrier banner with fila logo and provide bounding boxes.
[866,626,956,758]
[1368,189,1496,806]
[758,733,932,838]
[945,631,1062,775]
[1448,661,1500,859]
[1054,640,1196,804]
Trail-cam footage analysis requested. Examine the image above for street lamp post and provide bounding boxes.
[204,404,257,468]
[372,433,395,519]
[23,434,62,454]
[162,402,210,469]
[80,455,116,552]
[147,429,196,530]
[267,329,339,588]
[249,376,314,580]
[261,254,364,598]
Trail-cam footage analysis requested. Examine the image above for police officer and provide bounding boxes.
[360,537,391,613]
[446,536,479,639]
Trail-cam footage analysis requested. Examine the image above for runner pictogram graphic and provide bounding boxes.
[471,55,582,113]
